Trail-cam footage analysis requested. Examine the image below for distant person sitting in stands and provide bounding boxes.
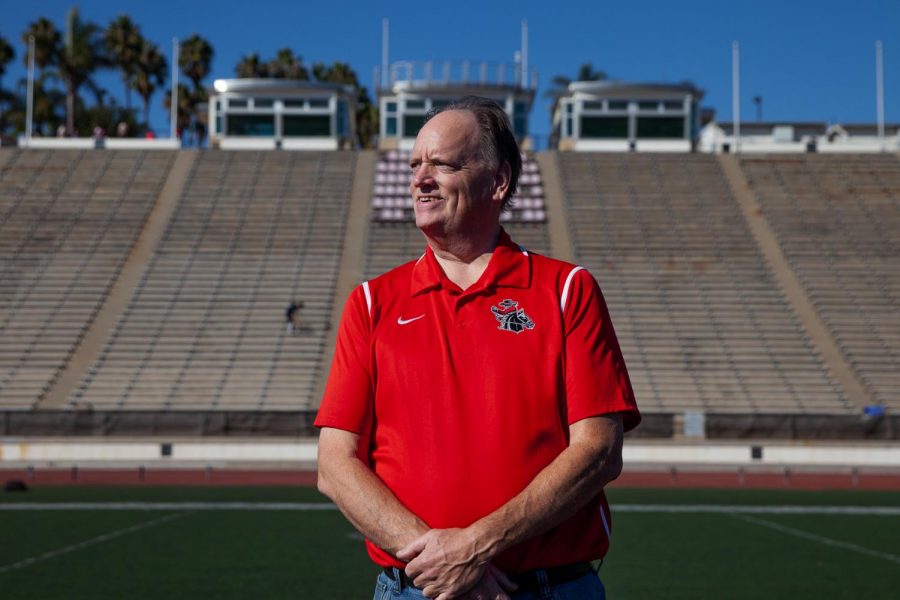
[117,121,129,137]
[286,301,304,334]
[93,125,106,148]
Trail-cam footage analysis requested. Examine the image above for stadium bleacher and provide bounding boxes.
[0,150,175,409]
[1,147,897,438]
[740,154,900,412]
[66,151,354,411]
[556,153,854,415]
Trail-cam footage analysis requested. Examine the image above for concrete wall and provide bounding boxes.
[2,439,898,469]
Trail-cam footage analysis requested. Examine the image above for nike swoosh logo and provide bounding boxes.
[397,315,425,325]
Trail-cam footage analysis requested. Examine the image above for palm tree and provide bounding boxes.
[133,38,167,128]
[355,96,379,149]
[0,87,21,134]
[235,52,268,78]
[21,18,61,72]
[0,37,17,133]
[58,7,108,134]
[162,82,193,140]
[313,61,377,148]
[0,35,14,81]
[268,48,308,80]
[178,33,213,91]
[177,34,213,144]
[548,62,607,96]
[0,35,14,122]
[18,20,63,136]
[104,15,142,109]
[9,72,66,135]
[312,61,357,86]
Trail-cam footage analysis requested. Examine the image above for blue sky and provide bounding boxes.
[2,0,897,139]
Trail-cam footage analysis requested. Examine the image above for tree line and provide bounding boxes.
[0,8,377,147]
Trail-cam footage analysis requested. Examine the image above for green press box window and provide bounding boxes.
[514,115,527,137]
[580,116,629,139]
[227,114,275,136]
[284,115,331,137]
[637,117,684,139]
[403,115,427,138]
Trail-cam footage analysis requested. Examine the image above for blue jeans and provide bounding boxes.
[373,568,606,600]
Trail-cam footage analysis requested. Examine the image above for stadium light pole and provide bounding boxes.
[732,41,741,154]
[876,40,885,152]
[521,19,529,89]
[382,18,389,90]
[171,38,180,141]
[25,35,35,146]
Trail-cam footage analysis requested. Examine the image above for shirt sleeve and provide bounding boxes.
[314,284,374,435]
[563,269,641,431]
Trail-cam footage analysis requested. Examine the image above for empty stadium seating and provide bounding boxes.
[0,150,175,409]
[740,154,900,412]
[557,153,853,415]
[2,146,897,432]
[68,151,355,411]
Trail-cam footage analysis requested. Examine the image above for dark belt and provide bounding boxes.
[509,562,595,593]
[383,561,594,593]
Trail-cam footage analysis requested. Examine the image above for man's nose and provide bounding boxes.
[411,164,435,188]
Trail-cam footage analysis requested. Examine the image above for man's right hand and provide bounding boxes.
[460,564,517,600]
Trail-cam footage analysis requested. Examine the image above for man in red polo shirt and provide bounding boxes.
[316,96,640,600]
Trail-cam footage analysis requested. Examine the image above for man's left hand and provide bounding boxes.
[397,528,492,599]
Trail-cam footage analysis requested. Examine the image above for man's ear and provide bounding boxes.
[492,161,512,203]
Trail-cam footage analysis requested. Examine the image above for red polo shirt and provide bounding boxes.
[315,229,640,572]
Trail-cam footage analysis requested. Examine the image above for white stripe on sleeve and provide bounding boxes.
[560,266,585,313]
[362,281,372,317]
[599,504,611,540]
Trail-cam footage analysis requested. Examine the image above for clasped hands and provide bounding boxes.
[396,528,517,600]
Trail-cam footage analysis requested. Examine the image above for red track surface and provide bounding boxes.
[2,468,899,490]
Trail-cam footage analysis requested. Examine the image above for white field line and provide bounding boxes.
[0,503,899,515]
[728,512,900,565]
[614,504,900,516]
[0,511,187,574]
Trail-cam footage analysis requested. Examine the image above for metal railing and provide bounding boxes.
[376,60,538,91]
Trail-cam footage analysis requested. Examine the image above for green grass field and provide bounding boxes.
[1,486,898,599]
